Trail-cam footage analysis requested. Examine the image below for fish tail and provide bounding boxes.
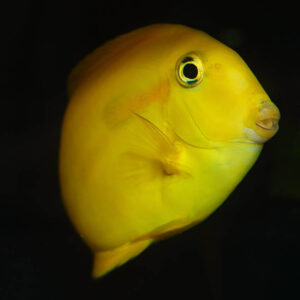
[92,239,152,278]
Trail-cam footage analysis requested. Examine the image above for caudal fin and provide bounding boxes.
[92,239,152,278]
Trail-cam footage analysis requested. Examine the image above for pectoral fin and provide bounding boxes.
[120,113,189,178]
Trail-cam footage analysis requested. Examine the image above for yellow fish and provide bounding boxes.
[59,24,280,278]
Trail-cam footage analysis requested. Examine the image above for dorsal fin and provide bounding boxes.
[67,24,171,96]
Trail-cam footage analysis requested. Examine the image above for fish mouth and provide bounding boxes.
[246,102,280,144]
[241,102,280,145]
[255,102,280,133]
[256,117,279,131]
[256,103,280,131]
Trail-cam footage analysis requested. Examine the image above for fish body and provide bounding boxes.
[59,24,280,277]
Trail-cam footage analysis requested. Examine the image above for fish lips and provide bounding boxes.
[245,103,280,144]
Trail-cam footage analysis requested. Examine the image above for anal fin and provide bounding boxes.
[92,239,152,278]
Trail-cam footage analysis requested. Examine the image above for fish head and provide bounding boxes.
[165,27,280,147]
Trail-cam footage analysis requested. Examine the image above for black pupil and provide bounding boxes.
[183,63,198,79]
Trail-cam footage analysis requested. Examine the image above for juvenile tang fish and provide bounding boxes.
[59,24,280,278]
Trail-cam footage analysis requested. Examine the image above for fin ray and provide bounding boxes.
[122,113,188,176]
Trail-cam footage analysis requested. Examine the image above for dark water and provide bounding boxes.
[1,1,299,299]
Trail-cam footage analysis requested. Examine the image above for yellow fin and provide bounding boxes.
[132,113,174,159]
[122,113,188,176]
[92,239,152,278]
[150,219,202,240]
[135,218,190,242]
[68,25,168,96]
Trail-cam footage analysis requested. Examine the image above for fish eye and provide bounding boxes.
[176,53,204,88]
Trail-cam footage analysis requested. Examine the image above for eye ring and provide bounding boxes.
[176,52,204,88]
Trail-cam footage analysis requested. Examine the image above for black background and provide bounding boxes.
[1,1,300,299]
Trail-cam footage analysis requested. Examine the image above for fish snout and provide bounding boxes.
[256,102,280,131]
[244,101,280,144]
[255,102,280,140]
